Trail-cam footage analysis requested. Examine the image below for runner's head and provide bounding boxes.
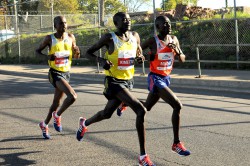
[54,16,67,33]
[113,12,131,32]
[155,15,171,35]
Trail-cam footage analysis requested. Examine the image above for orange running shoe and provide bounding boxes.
[117,102,127,116]
[138,154,156,166]
[52,111,62,132]
[39,122,50,139]
[172,142,191,156]
[76,117,88,141]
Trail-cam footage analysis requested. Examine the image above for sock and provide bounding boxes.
[81,119,86,127]
[140,154,147,160]
[54,112,59,118]
[42,122,47,127]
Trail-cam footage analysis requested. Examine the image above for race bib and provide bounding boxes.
[157,52,173,70]
[54,50,70,67]
[117,50,136,70]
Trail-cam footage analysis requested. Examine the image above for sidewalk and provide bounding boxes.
[1,64,249,94]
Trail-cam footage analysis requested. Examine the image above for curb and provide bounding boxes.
[77,73,250,94]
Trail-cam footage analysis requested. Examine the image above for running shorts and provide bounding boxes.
[147,72,170,93]
[48,68,70,88]
[103,76,134,100]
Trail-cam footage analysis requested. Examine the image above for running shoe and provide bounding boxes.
[39,122,51,139]
[52,111,62,132]
[117,102,127,116]
[76,117,88,141]
[138,154,156,166]
[172,142,191,156]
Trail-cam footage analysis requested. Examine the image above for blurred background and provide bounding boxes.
[0,0,250,71]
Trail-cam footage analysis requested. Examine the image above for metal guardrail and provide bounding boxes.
[193,44,250,77]
[75,43,250,77]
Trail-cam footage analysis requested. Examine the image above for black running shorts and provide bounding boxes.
[48,68,70,88]
[103,76,134,100]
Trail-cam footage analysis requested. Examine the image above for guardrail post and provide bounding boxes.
[14,0,21,63]
[196,46,202,78]
[96,27,101,73]
[141,61,146,76]
[96,0,101,73]
[40,15,42,30]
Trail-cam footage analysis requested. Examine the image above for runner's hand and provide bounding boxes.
[73,46,80,59]
[167,43,176,49]
[49,54,56,61]
[168,43,182,55]
[103,60,113,70]
[135,55,145,64]
[96,57,113,70]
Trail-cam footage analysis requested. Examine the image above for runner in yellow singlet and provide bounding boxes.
[76,12,155,166]
[36,16,80,139]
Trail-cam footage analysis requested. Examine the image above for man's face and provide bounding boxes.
[157,17,171,34]
[115,14,131,32]
[54,17,67,32]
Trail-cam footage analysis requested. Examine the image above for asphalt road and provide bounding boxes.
[0,70,250,166]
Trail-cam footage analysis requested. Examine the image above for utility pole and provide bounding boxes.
[14,0,18,34]
[100,0,104,26]
[233,0,239,69]
[162,0,165,11]
[97,0,101,73]
[14,0,21,63]
[51,0,54,32]
[153,0,156,33]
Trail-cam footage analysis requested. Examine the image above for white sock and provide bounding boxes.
[140,154,147,160]
[42,122,47,127]
[82,120,86,127]
[54,112,59,118]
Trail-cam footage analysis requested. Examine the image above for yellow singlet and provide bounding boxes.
[48,33,73,72]
[104,32,137,80]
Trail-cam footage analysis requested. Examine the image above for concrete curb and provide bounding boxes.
[0,64,249,94]
[78,73,250,94]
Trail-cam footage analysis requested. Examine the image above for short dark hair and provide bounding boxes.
[113,12,127,25]
[53,16,66,27]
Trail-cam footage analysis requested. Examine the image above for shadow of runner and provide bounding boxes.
[0,150,41,166]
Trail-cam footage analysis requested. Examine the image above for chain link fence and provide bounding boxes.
[0,11,250,70]
[133,17,250,70]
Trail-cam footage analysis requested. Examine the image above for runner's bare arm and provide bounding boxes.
[86,33,113,69]
[36,35,55,60]
[133,31,145,64]
[170,36,185,63]
[70,33,80,59]
[141,37,155,61]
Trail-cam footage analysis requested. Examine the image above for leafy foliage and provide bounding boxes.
[78,0,126,14]
[162,0,198,10]
[38,0,79,13]
[125,0,151,12]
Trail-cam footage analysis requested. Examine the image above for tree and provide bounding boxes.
[38,0,79,14]
[162,0,176,10]
[0,0,14,15]
[78,0,125,14]
[18,0,39,15]
[162,0,198,11]
[178,0,198,6]
[124,0,151,12]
